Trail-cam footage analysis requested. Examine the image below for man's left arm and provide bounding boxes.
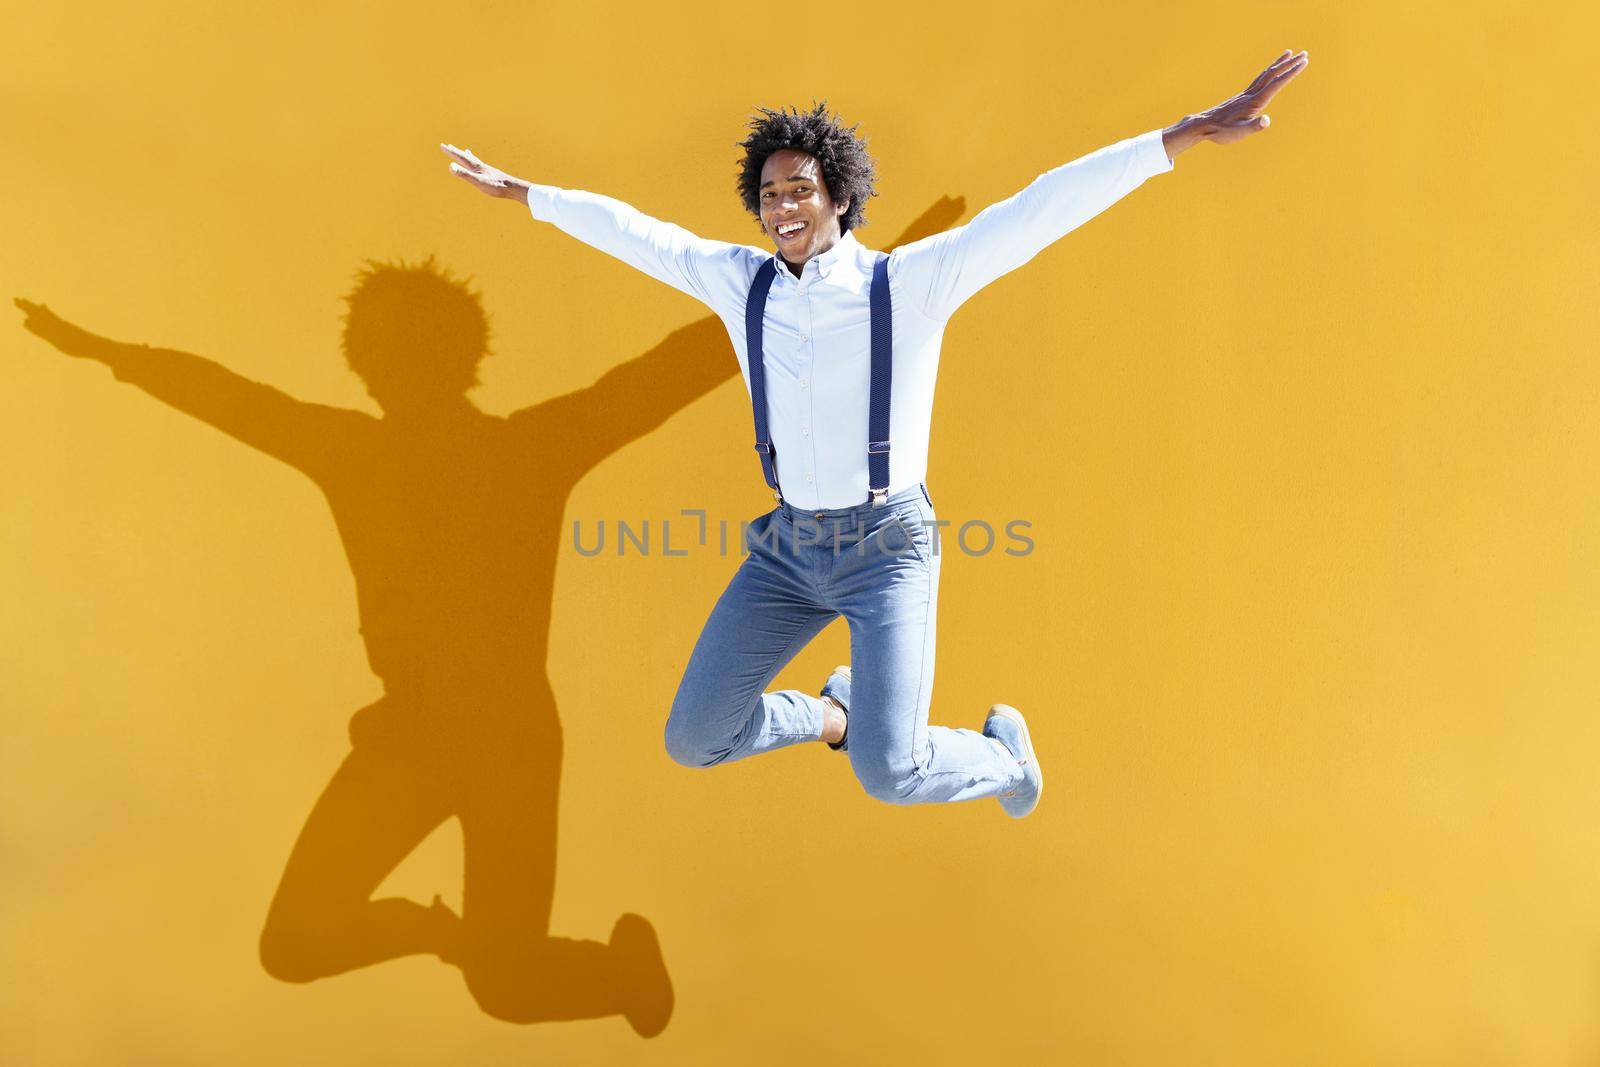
[895,48,1309,321]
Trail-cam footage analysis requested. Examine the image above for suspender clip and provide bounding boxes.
[753,441,774,454]
[868,487,888,506]
[867,440,891,454]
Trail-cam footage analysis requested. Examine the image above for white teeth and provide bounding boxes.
[778,221,805,236]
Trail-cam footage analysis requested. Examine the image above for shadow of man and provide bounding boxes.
[12,195,963,1035]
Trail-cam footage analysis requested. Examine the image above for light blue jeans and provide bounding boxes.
[665,483,1022,804]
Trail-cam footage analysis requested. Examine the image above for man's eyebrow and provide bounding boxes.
[760,174,814,188]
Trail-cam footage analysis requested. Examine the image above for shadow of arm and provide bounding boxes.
[103,344,348,469]
[510,316,733,470]
[16,301,351,472]
[883,196,967,252]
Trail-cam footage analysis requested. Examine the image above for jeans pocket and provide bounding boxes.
[913,497,942,560]
[745,509,783,557]
[887,512,929,565]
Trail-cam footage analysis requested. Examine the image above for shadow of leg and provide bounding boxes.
[455,729,673,1035]
[259,699,456,982]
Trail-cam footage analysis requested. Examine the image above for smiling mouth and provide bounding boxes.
[775,220,807,241]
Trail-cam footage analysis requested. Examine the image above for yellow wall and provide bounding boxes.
[5,1,1598,1062]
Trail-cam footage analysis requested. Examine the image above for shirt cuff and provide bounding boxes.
[525,183,560,222]
[1134,127,1176,175]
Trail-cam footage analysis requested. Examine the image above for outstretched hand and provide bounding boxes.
[1167,49,1310,155]
[14,298,116,360]
[440,143,529,203]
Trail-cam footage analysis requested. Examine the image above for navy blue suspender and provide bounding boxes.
[744,252,893,505]
[744,259,781,497]
[866,254,892,506]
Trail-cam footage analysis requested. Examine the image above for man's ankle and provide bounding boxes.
[820,696,848,745]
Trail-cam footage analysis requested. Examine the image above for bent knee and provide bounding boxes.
[464,964,560,1024]
[663,712,721,769]
[258,922,326,984]
[852,758,921,805]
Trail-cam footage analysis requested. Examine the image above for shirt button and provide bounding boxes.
[805,475,814,483]
[799,378,809,388]
[801,427,810,436]
[800,335,809,343]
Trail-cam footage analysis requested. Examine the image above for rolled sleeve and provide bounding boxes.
[1133,126,1176,175]
[524,183,563,223]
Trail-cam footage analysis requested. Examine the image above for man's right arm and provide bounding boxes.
[521,183,750,309]
[441,143,749,312]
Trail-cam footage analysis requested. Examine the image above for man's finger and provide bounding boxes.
[441,144,479,169]
[449,162,484,181]
[1246,51,1290,92]
[1268,52,1309,86]
[439,143,483,170]
[1249,49,1306,94]
[449,163,505,190]
[1246,50,1294,93]
[1241,56,1305,110]
[1267,49,1306,76]
[1253,55,1308,106]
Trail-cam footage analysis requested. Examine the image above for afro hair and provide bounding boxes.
[736,102,878,233]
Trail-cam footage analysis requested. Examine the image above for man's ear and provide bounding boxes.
[835,198,850,219]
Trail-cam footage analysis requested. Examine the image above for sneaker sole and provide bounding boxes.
[987,704,1042,818]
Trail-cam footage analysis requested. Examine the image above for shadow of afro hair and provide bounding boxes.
[736,102,877,233]
[340,255,491,392]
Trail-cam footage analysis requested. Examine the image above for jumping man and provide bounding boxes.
[444,49,1309,817]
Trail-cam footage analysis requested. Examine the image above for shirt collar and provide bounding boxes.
[771,229,863,286]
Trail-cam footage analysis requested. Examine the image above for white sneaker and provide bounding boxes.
[982,704,1042,818]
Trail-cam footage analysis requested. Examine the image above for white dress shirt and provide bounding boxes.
[525,127,1174,509]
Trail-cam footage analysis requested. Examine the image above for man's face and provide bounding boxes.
[759,148,849,268]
